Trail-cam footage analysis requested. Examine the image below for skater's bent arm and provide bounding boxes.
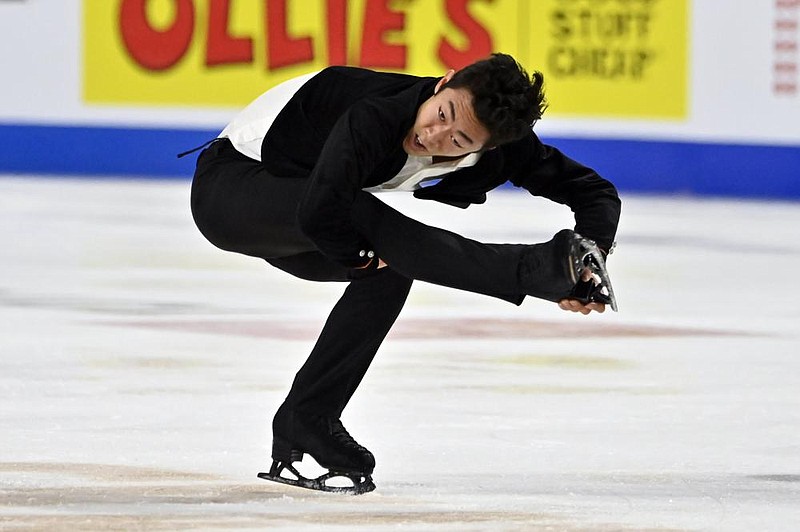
[505,135,619,315]
[506,135,621,253]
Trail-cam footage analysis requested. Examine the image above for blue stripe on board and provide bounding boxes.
[547,137,800,199]
[0,124,218,178]
[1,123,798,199]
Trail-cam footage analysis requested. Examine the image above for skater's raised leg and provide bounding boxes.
[349,191,602,305]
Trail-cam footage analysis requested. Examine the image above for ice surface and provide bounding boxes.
[1,176,799,531]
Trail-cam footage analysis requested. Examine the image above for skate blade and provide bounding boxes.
[573,234,618,312]
[258,461,376,495]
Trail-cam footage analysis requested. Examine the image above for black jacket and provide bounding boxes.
[261,66,621,267]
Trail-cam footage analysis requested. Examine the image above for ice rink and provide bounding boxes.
[1,175,799,531]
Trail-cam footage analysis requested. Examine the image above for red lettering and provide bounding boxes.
[326,0,348,65]
[359,0,406,69]
[267,0,314,69]
[206,0,254,66]
[775,19,799,31]
[437,0,493,70]
[119,0,195,71]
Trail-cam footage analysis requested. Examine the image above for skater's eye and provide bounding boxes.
[438,107,445,121]
[452,136,462,148]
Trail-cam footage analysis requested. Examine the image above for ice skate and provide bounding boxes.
[519,229,617,311]
[259,409,376,495]
[567,232,618,312]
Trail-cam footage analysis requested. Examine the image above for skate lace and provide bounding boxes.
[329,419,367,452]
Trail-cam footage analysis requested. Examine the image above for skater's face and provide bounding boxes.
[403,71,490,158]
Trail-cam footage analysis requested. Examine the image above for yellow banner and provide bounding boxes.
[83,0,687,118]
[527,0,689,118]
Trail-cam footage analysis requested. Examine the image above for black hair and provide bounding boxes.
[445,53,547,148]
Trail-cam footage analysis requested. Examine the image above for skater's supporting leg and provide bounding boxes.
[270,266,411,477]
[279,267,413,418]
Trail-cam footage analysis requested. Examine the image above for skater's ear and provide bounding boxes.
[434,70,455,94]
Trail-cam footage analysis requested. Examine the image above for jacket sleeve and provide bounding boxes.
[296,99,401,267]
[506,135,622,253]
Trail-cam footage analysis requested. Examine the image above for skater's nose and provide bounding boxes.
[422,125,451,150]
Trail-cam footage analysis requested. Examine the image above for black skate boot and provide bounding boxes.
[258,406,376,494]
[519,229,617,311]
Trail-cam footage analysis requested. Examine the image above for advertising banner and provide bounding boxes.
[84,0,688,119]
[527,0,688,118]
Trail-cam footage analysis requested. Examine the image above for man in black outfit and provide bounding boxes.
[190,53,621,494]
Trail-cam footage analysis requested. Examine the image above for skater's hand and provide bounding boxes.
[558,298,605,315]
[558,267,606,315]
[377,258,388,269]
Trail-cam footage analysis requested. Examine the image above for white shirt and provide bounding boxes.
[363,152,481,192]
[220,72,483,192]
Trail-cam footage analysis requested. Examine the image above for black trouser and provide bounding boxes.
[190,139,534,419]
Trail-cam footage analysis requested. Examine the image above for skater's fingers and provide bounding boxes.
[586,302,606,314]
[558,299,605,315]
[377,258,388,269]
[558,299,584,312]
